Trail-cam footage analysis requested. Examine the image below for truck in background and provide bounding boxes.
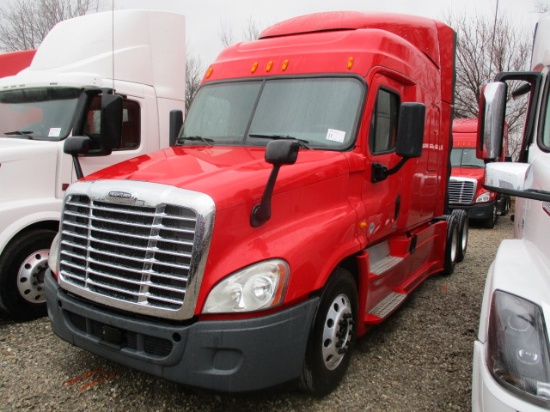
[0,50,36,78]
[472,13,550,412]
[448,118,510,228]
[0,9,186,320]
[46,12,467,396]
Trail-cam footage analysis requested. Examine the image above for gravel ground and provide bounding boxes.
[0,215,514,411]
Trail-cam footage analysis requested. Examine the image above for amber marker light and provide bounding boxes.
[205,66,214,78]
[282,59,289,71]
[251,62,259,73]
[347,57,354,70]
[266,61,273,72]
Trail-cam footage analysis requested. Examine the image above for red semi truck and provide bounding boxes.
[45,12,467,395]
[448,118,510,228]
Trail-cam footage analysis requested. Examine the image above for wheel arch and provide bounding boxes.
[1,219,60,256]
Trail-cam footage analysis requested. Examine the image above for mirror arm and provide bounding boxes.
[72,156,84,180]
[250,164,282,227]
[371,158,407,183]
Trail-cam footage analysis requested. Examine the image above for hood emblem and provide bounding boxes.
[107,191,136,203]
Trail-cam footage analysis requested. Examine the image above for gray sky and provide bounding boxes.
[110,0,541,67]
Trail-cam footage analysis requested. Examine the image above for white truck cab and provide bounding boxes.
[0,9,186,320]
[472,14,550,412]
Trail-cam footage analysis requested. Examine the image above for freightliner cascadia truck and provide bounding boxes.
[472,13,550,412]
[46,12,467,396]
[449,118,510,228]
[0,10,186,320]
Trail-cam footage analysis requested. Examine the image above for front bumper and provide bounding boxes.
[449,201,495,220]
[45,270,318,393]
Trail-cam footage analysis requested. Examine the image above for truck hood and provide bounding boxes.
[0,138,60,201]
[451,167,484,183]
[83,146,351,211]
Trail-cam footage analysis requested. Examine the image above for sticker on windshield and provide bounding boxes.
[326,129,346,143]
[48,128,62,138]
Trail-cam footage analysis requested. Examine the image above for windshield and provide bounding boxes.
[0,87,80,140]
[450,148,485,168]
[180,77,364,150]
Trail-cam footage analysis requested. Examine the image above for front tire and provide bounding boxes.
[483,204,497,229]
[451,209,468,262]
[0,229,56,320]
[442,215,458,275]
[300,268,358,397]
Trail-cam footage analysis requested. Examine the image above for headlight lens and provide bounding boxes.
[487,290,550,406]
[203,259,289,314]
[476,192,491,203]
[48,232,61,280]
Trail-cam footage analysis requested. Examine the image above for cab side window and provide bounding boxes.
[370,88,399,154]
[84,97,141,150]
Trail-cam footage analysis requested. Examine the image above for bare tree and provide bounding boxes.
[218,16,266,48]
[219,20,235,48]
[243,17,262,41]
[0,0,101,51]
[186,52,204,114]
[445,13,531,158]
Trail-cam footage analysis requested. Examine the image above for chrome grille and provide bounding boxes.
[57,180,215,320]
[448,178,476,205]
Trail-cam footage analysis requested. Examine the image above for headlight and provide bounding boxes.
[48,232,61,280]
[476,192,491,203]
[487,290,550,406]
[203,259,289,314]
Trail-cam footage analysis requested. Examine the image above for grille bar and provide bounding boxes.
[60,192,199,311]
[448,178,476,205]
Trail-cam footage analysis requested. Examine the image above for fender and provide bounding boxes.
[0,198,61,253]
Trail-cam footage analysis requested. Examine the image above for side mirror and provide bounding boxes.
[169,110,184,147]
[250,140,300,227]
[484,162,550,202]
[395,102,425,159]
[63,136,91,179]
[372,102,425,183]
[265,139,300,165]
[477,82,507,161]
[94,93,123,156]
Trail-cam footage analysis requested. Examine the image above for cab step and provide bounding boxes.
[367,241,404,275]
[368,291,407,319]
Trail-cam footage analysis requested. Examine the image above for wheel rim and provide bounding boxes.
[450,227,458,263]
[461,220,469,253]
[16,249,49,304]
[321,293,354,370]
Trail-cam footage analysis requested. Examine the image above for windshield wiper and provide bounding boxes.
[176,135,214,146]
[248,133,311,149]
[4,130,34,137]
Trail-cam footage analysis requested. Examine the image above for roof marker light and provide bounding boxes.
[206,66,213,78]
[251,62,259,73]
[282,60,289,71]
[347,57,354,70]
[266,61,273,72]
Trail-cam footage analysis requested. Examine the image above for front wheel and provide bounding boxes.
[442,215,458,276]
[451,209,468,262]
[0,229,56,320]
[300,268,358,397]
[483,204,498,229]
